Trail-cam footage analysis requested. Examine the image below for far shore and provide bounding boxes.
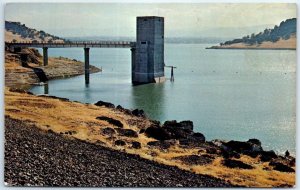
[207,36,296,50]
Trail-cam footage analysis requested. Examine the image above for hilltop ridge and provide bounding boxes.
[208,18,296,50]
[5,21,66,43]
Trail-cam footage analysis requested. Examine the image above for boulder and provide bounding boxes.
[147,140,176,150]
[131,109,146,117]
[116,128,138,138]
[222,159,253,169]
[269,161,295,173]
[259,150,277,162]
[144,125,172,140]
[247,138,262,147]
[94,101,115,108]
[179,133,205,147]
[179,120,194,131]
[116,105,132,115]
[101,127,116,136]
[224,140,262,153]
[131,141,141,149]
[96,116,123,128]
[114,140,126,146]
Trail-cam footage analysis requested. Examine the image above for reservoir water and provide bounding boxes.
[30,43,296,155]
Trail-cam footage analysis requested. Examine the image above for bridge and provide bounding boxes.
[6,41,136,84]
[5,16,165,85]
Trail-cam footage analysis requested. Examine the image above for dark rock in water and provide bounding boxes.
[101,127,116,136]
[247,139,262,147]
[115,140,126,146]
[222,159,253,169]
[179,120,194,131]
[144,125,171,140]
[116,128,138,138]
[131,109,146,117]
[131,141,141,149]
[147,140,175,150]
[95,101,115,108]
[269,161,295,173]
[259,150,277,162]
[285,150,290,157]
[174,155,214,165]
[96,116,123,128]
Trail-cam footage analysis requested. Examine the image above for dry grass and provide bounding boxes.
[4,88,295,187]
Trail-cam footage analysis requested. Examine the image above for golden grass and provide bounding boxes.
[4,88,295,187]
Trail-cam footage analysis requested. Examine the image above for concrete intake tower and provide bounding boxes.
[132,16,165,85]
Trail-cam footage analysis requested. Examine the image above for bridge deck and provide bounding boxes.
[5,41,136,48]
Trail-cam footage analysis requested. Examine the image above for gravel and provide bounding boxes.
[4,116,235,187]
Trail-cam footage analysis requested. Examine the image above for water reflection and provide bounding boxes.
[131,83,166,121]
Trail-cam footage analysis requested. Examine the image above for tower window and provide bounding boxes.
[141,41,147,44]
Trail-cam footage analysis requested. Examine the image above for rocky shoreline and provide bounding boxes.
[4,89,296,187]
[4,116,234,187]
[5,48,101,89]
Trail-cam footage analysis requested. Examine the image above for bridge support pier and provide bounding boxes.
[84,48,90,84]
[43,47,48,66]
[130,47,136,82]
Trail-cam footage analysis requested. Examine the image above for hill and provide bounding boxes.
[208,18,296,50]
[5,21,66,43]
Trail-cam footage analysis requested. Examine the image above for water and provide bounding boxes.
[30,44,296,155]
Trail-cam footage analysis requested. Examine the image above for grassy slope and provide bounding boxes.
[5,89,295,187]
[210,35,296,49]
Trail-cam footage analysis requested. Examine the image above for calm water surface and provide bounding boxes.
[31,44,296,155]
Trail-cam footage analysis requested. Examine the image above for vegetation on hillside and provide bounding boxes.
[221,18,296,46]
[5,21,66,42]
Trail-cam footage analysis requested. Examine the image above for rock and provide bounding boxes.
[179,120,193,131]
[131,141,141,149]
[206,147,218,154]
[247,139,262,147]
[116,128,138,138]
[269,161,295,173]
[224,140,262,153]
[94,101,115,108]
[131,109,146,117]
[259,150,277,162]
[147,140,175,150]
[222,159,253,169]
[174,155,214,165]
[285,150,290,157]
[96,116,123,128]
[139,129,145,134]
[101,128,116,136]
[144,125,171,141]
[179,133,205,147]
[114,140,126,146]
[116,105,132,115]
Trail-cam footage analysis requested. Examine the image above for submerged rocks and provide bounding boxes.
[94,101,115,108]
[222,159,254,169]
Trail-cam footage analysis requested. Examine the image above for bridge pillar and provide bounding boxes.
[43,47,48,66]
[84,47,90,84]
[133,16,165,85]
[131,47,136,82]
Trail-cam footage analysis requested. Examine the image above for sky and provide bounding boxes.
[5,3,297,38]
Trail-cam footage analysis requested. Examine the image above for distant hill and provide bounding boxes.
[5,21,66,43]
[209,18,296,50]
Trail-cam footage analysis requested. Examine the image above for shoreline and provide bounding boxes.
[4,88,296,187]
[4,47,296,187]
[206,47,296,50]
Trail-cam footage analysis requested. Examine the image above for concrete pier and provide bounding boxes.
[84,48,90,84]
[43,47,48,66]
[130,47,136,82]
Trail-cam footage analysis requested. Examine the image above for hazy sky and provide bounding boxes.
[5,3,296,38]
